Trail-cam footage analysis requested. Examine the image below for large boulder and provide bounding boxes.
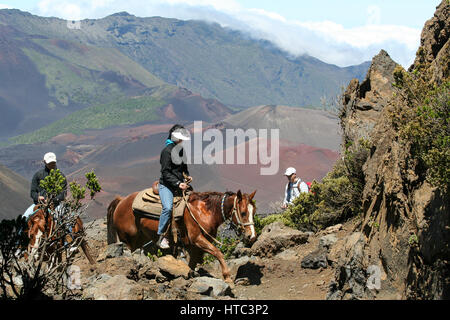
[301,247,328,269]
[326,232,372,300]
[189,277,233,297]
[227,256,264,285]
[250,222,309,257]
[82,274,144,300]
[157,255,192,279]
[319,234,338,250]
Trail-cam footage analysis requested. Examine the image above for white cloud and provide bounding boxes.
[33,0,421,68]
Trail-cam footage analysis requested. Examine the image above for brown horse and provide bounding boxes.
[107,189,257,284]
[26,205,95,265]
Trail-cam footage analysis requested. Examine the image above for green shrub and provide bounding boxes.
[259,141,369,232]
[202,236,239,264]
[253,213,264,235]
[391,65,449,191]
[259,213,294,229]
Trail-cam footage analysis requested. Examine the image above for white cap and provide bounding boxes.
[171,129,190,141]
[43,152,57,164]
[284,167,296,176]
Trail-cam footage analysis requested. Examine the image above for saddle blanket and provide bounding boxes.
[132,188,186,220]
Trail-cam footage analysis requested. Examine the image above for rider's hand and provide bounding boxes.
[281,203,287,209]
[38,196,46,203]
[179,182,188,190]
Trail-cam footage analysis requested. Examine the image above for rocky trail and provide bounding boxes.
[68,217,360,300]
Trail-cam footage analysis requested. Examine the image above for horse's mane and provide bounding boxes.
[189,191,235,215]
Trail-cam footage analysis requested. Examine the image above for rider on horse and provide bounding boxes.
[156,125,192,249]
[23,152,67,219]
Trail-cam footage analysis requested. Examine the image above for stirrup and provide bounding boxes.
[156,235,163,246]
[159,240,170,249]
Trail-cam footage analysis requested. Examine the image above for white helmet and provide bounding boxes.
[171,129,190,142]
[43,152,57,164]
[284,167,296,176]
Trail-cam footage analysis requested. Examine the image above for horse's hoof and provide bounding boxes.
[225,278,235,290]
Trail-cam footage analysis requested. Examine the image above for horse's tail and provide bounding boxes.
[107,196,122,244]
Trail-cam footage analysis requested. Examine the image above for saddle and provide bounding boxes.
[132,181,185,221]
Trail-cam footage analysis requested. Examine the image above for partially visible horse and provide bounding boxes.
[107,189,257,284]
[26,205,95,265]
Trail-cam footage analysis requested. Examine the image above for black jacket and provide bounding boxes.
[159,142,189,193]
[30,166,67,205]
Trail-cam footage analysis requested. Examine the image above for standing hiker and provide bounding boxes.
[281,167,309,209]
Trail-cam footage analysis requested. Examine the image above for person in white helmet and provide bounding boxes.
[156,124,192,249]
[281,167,309,209]
[23,152,67,219]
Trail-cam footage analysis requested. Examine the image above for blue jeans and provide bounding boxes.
[158,183,174,235]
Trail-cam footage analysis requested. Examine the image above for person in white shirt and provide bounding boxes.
[281,167,309,209]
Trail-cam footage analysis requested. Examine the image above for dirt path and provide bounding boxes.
[232,220,356,300]
[73,217,357,300]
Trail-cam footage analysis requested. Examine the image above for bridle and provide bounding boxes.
[221,193,254,232]
[183,190,255,246]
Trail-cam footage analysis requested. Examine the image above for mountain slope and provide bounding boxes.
[0,163,29,220]
[0,21,233,142]
[0,22,172,138]
[222,105,341,151]
[0,9,369,108]
[9,87,232,145]
[0,103,341,217]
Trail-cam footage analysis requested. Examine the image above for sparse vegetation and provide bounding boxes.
[391,64,449,192]
[22,48,124,107]
[408,234,419,246]
[202,235,240,264]
[10,96,166,145]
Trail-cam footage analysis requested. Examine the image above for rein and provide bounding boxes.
[221,194,254,229]
[183,190,224,246]
[182,191,255,247]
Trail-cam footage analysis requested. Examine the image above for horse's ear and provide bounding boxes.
[237,189,242,200]
[249,190,257,201]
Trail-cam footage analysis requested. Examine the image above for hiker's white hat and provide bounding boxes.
[43,152,57,164]
[284,167,296,176]
[171,129,190,141]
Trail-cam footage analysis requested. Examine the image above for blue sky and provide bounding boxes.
[0,0,443,67]
[238,0,439,29]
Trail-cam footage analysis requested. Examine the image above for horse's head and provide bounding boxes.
[232,190,257,244]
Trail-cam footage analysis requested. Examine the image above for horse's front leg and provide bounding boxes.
[192,234,232,285]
